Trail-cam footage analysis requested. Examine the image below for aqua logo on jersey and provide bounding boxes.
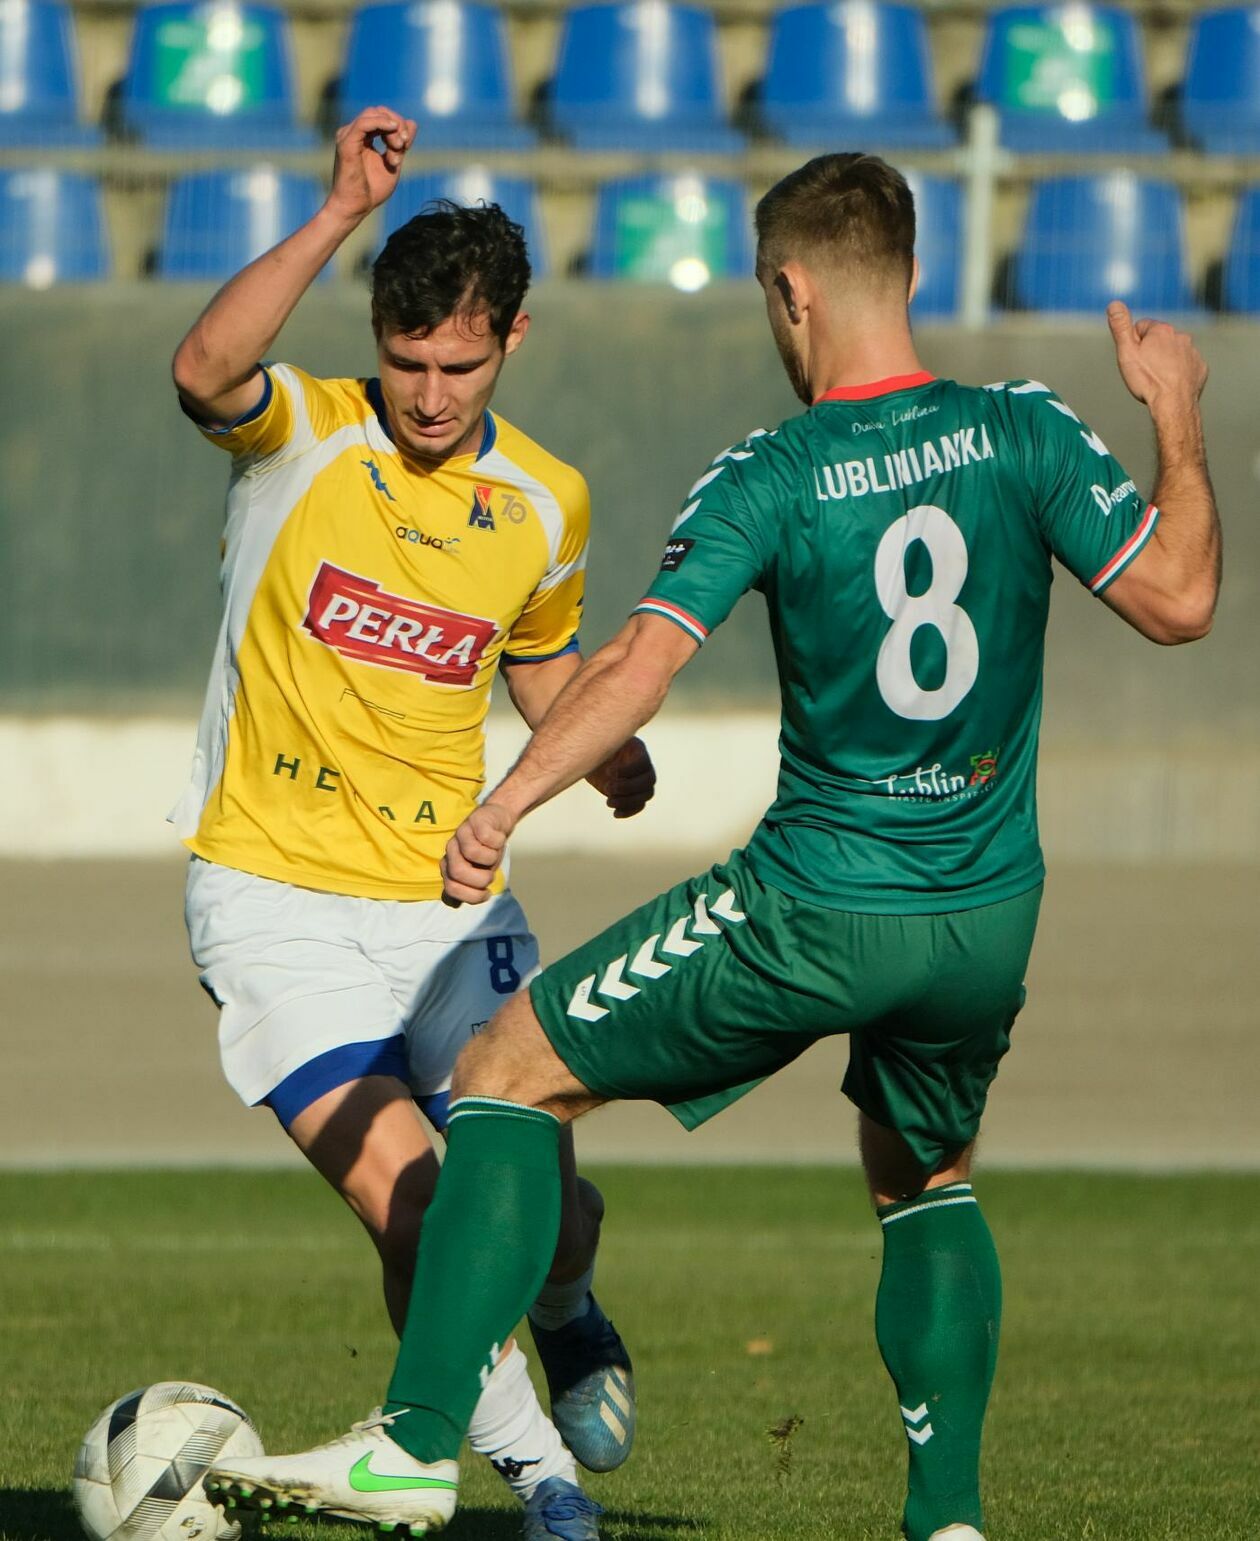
[301,562,496,686]
[468,485,496,530]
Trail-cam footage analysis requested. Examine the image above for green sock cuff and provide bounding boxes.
[444,1097,561,1171]
[877,1182,976,1226]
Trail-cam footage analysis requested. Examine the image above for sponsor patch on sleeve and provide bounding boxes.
[660,538,695,572]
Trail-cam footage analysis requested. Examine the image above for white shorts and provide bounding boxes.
[185,857,540,1130]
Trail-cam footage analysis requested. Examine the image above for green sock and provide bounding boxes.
[384,1097,562,1463]
[874,1182,1001,1541]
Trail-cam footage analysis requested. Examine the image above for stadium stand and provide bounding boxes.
[1181,6,1260,155]
[156,167,324,278]
[379,169,546,273]
[337,1,534,150]
[975,4,1166,153]
[549,1,742,151]
[588,173,751,285]
[120,0,315,147]
[1222,186,1260,313]
[904,172,962,317]
[0,0,99,144]
[1011,173,1195,313]
[759,1,954,150]
[0,168,108,282]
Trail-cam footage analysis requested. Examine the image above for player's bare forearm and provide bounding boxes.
[442,616,688,901]
[501,650,584,730]
[493,617,686,822]
[1103,304,1219,644]
[172,108,416,426]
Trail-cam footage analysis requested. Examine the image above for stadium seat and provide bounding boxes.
[380,170,546,274]
[157,169,324,279]
[551,1,742,152]
[589,174,751,287]
[760,2,954,150]
[1183,7,1260,155]
[339,1,533,149]
[0,170,108,283]
[1011,175,1194,313]
[904,173,962,318]
[1222,186,1260,313]
[121,1,314,147]
[0,0,100,145]
[976,4,1165,153]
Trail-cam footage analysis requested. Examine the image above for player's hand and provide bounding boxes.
[441,802,516,905]
[1107,300,1207,415]
[586,737,656,819]
[326,107,417,223]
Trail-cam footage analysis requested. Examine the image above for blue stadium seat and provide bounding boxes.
[0,0,100,145]
[339,1,533,149]
[589,174,751,286]
[551,2,742,152]
[1012,175,1194,313]
[381,170,546,274]
[976,4,1165,153]
[1222,186,1260,312]
[1183,8,1260,155]
[121,1,314,148]
[904,173,961,318]
[157,169,324,279]
[0,170,108,283]
[761,2,954,150]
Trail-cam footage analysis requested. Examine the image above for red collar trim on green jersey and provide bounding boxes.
[814,371,936,404]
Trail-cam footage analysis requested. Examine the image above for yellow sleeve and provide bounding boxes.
[182,364,295,459]
[504,471,590,662]
[181,363,348,462]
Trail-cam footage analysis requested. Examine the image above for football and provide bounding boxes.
[72,1382,264,1541]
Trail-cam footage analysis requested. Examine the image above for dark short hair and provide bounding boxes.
[371,200,531,343]
[755,154,915,290]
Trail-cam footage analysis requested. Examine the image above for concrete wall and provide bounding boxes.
[2,287,1256,855]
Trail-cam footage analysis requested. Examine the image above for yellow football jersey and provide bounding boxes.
[170,362,589,900]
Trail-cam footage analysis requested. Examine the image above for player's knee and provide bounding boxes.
[450,995,545,1104]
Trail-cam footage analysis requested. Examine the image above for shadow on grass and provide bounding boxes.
[0,1492,701,1541]
[0,1488,79,1541]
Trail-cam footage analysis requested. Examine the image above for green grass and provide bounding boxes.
[2,1167,1257,1541]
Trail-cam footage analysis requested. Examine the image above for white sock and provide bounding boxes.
[467,1343,578,1501]
[529,1261,595,1331]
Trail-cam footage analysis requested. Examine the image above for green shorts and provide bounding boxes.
[530,849,1042,1171]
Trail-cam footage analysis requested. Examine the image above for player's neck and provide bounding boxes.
[808,320,924,401]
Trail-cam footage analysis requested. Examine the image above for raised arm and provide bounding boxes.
[171,107,416,427]
[444,616,695,902]
[1101,301,1220,645]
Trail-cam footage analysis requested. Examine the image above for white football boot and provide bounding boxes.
[203,1410,458,1535]
[928,1528,985,1540]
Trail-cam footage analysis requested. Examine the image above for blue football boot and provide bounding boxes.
[529,1296,635,1472]
[522,1478,603,1541]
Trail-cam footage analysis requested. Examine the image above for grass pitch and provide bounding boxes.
[2,1166,1256,1541]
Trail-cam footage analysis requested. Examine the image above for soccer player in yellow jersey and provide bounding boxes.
[170,108,653,1539]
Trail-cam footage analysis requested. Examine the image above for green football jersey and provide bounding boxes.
[636,371,1159,914]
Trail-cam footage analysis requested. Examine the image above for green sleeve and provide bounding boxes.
[633,454,771,644]
[1007,381,1159,595]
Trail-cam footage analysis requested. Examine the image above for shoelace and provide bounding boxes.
[349,1408,397,1436]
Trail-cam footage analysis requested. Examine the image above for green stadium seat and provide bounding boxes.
[121,1,314,148]
[976,4,1165,153]
[589,174,751,287]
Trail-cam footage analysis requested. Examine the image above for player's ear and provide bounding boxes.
[774,267,806,325]
[503,311,530,357]
[907,255,920,306]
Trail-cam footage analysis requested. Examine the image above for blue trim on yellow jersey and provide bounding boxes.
[501,637,581,666]
[416,1089,451,1132]
[181,365,273,434]
[365,380,495,463]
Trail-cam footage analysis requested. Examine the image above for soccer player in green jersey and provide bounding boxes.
[207,155,1220,1539]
